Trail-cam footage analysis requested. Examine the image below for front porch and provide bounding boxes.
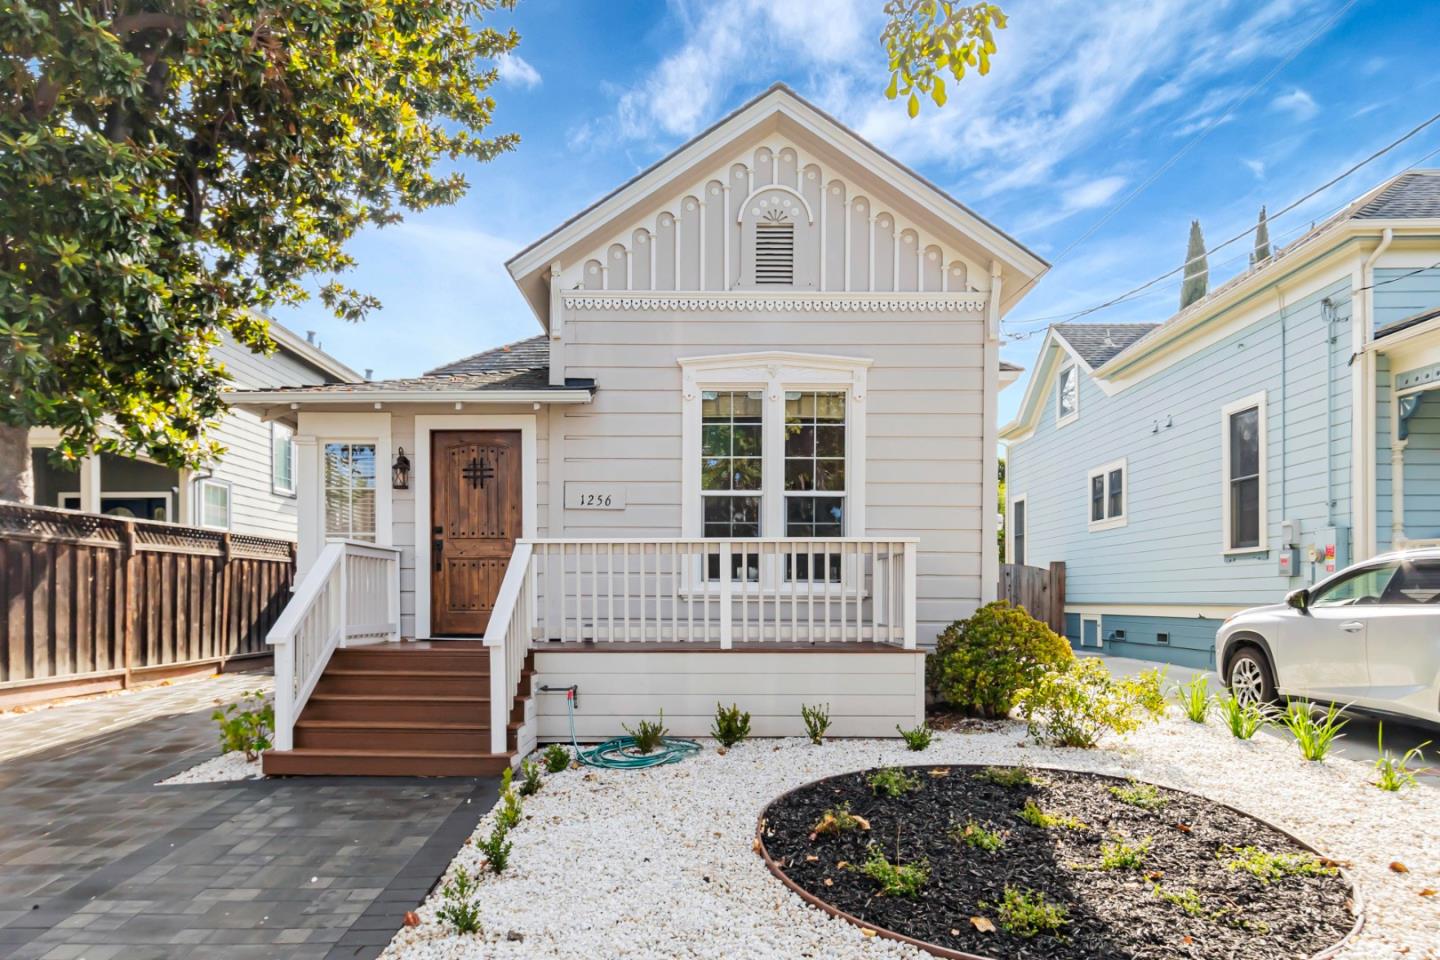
[263,536,923,775]
[1376,312,1440,550]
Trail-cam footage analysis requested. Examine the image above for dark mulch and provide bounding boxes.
[758,765,1357,960]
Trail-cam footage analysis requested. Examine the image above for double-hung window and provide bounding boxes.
[701,391,763,579]
[1222,393,1266,552]
[197,478,231,530]
[323,441,377,542]
[1056,364,1079,426]
[271,423,296,496]
[1087,459,1125,530]
[784,391,847,581]
[1010,495,1027,566]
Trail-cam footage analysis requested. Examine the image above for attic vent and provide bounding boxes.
[754,216,795,286]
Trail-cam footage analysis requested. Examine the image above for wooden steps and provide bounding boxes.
[263,641,534,777]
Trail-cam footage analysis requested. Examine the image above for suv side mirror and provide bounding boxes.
[1285,587,1310,613]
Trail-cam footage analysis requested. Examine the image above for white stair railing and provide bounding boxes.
[482,542,535,755]
[268,540,401,751]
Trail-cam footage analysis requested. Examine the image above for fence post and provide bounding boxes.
[718,542,733,649]
[1047,561,1066,635]
[119,520,138,689]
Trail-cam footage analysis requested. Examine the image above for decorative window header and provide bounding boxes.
[563,292,986,313]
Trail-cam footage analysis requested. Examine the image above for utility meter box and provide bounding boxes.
[1306,527,1349,578]
[1278,519,1300,578]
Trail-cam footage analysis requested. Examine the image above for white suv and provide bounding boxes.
[1216,548,1440,725]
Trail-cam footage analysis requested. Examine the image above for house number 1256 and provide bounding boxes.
[565,484,626,510]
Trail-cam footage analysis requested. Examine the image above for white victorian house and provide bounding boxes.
[234,84,1047,775]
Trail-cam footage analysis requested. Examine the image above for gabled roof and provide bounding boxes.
[506,83,1048,326]
[426,335,550,376]
[1355,172,1440,219]
[263,318,363,383]
[1051,323,1159,368]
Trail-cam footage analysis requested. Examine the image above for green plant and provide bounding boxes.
[542,743,571,774]
[950,819,1005,851]
[478,823,512,874]
[518,759,543,797]
[1108,779,1165,811]
[926,601,1074,718]
[973,765,1044,787]
[1097,836,1151,870]
[623,711,668,755]
[896,722,933,751]
[711,702,752,748]
[435,866,483,934]
[495,768,522,831]
[211,690,274,761]
[867,766,922,798]
[1017,798,1086,831]
[1177,675,1214,723]
[1015,659,1166,748]
[1221,846,1337,885]
[1280,700,1348,761]
[858,844,929,897]
[801,703,831,745]
[1152,883,1269,932]
[987,886,1068,938]
[1374,724,1430,792]
[1218,692,1269,740]
[812,802,869,837]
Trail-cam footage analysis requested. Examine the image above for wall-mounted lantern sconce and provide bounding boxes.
[392,447,411,490]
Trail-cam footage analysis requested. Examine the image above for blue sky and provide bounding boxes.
[273,0,1440,426]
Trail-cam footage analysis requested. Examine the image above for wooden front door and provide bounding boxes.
[431,430,522,635]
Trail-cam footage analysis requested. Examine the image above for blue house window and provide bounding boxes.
[1222,392,1267,553]
[1087,459,1126,531]
[1056,364,1079,426]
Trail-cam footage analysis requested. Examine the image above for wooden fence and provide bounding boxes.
[997,561,1066,635]
[1,502,295,705]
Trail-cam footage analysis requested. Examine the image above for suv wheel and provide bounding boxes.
[1226,647,1276,707]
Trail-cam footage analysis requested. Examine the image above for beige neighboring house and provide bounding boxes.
[28,322,360,539]
[233,84,1047,775]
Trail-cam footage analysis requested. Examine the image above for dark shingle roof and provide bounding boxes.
[1354,172,1440,220]
[1000,360,1022,372]
[1052,323,1160,368]
[426,335,550,376]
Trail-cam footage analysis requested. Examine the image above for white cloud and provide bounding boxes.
[1272,88,1318,120]
[497,53,542,89]
[1243,158,1266,179]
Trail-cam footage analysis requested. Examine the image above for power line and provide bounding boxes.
[1004,114,1440,331]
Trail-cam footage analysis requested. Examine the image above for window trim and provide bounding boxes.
[320,439,380,543]
[1220,391,1268,554]
[1008,492,1028,566]
[271,422,297,497]
[1086,457,1127,531]
[196,478,232,531]
[59,491,174,522]
[1055,363,1079,428]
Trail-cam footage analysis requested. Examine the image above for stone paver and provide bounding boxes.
[0,675,499,960]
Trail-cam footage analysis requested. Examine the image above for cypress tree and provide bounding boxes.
[1253,205,1271,263]
[1180,219,1209,309]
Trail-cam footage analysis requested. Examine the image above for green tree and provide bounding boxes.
[1252,205,1271,264]
[0,1,519,502]
[882,1,1007,117]
[1179,219,1209,309]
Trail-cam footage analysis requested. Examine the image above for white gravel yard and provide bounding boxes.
[156,750,263,784]
[385,710,1440,960]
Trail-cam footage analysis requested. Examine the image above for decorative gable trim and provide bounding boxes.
[562,292,987,313]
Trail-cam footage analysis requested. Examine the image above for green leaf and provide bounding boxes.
[908,91,920,118]
[885,72,899,100]
[932,77,948,107]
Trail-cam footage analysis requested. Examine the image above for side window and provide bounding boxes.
[1311,563,1399,607]
[1056,365,1078,425]
[1379,560,1440,604]
[1086,460,1126,529]
[1012,499,1026,566]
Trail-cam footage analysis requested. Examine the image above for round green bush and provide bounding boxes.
[927,601,1074,718]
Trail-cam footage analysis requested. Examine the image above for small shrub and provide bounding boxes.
[478,823,512,874]
[988,886,1068,937]
[1108,779,1165,811]
[435,866,483,934]
[623,711,668,755]
[926,601,1074,718]
[1280,700,1348,761]
[1098,836,1152,870]
[858,844,929,897]
[811,802,869,837]
[212,689,274,761]
[1152,883,1206,917]
[950,819,1005,851]
[896,722,933,751]
[711,702,752,747]
[801,703,831,745]
[1017,798,1086,831]
[1374,724,1430,792]
[1015,659,1166,748]
[1218,692,1269,740]
[867,766,922,798]
[1221,846,1337,885]
[973,765,1044,788]
[518,759,543,797]
[1177,675,1213,724]
[496,768,522,831]
[542,743,571,774]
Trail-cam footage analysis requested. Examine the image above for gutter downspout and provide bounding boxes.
[1351,228,1393,560]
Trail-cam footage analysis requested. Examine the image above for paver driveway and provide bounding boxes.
[0,676,498,960]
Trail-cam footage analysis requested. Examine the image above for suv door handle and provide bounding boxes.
[1341,621,1364,633]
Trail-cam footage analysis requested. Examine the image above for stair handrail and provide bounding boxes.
[482,541,535,755]
[268,539,401,752]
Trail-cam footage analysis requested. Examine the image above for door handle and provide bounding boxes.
[1340,621,1364,633]
[433,539,443,571]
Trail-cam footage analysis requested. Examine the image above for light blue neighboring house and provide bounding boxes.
[1000,171,1440,669]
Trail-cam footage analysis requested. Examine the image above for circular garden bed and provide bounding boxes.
[756,765,1360,960]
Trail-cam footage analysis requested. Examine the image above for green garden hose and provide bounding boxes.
[561,687,701,768]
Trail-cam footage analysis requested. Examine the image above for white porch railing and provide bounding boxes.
[483,542,535,754]
[268,540,401,751]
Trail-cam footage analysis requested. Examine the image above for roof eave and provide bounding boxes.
[262,317,365,382]
[227,387,594,409]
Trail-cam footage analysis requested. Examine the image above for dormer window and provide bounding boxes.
[1056,363,1079,427]
[754,211,795,285]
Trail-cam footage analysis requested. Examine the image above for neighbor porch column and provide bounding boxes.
[1391,437,1407,548]
[78,455,101,514]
